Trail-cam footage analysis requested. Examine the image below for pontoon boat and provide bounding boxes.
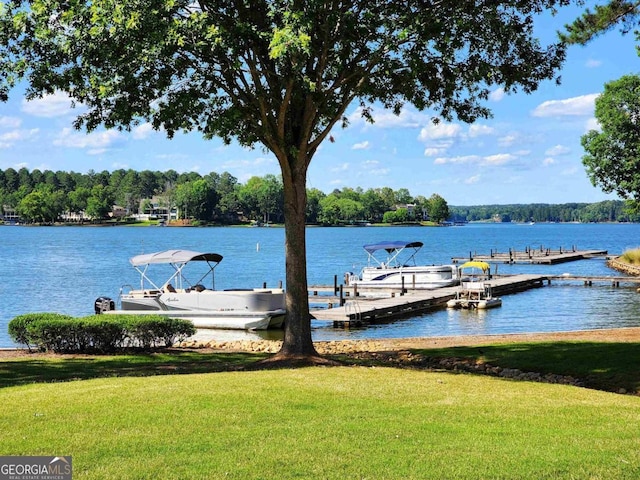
[345,241,460,289]
[446,261,502,309]
[94,249,285,330]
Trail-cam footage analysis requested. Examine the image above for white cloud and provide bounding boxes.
[330,162,350,172]
[585,59,602,68]
[585,117,600,132]
[348,106,429,128]
[132,123,155,140]
[352,140,370,150]
[360,160,389,176]
[0,128,39,148]
[498,134,518,147]
[433,155,480,165]
[465,174,481,184]
[468,124,495,137]
[531,94,599,118]
[0,116,22,129]
[483,153,516,166]
[53,127,121,152]
[418,122,462,141]
[545,145,570,156]
[543,157,556,166]
[489,88,505,102]
[22,91,83,118]
[222,156,276,170]
[424,147,444,157]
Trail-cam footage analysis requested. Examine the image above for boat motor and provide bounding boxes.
[94,297,115,314]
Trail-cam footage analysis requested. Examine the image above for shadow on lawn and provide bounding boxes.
[1,342,638,395]
[0,349,267,388]
[407,341,640,395]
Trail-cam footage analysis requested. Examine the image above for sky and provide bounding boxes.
[0,4,638,206]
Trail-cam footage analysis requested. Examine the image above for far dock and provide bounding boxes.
[309,245,631,327]
[451,245,608,265]
[311,274,546,327]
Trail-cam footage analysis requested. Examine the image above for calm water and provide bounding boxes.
[1,223,640,347]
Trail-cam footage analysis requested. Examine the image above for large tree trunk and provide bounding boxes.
[257,155,340,366]
[269,152,321,361]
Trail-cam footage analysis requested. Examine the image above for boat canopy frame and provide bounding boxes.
[129,249,223,291]
[361,241,424,268]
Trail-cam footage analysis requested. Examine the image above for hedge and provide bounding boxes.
[8,313,196,353]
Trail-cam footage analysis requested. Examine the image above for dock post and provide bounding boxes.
[339,284,344,306]
[334,275,338,294]
[279,280,283,289]
[263,282,267,288]
[401,277,406,295]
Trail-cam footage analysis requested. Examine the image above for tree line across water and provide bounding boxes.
[0,167,636,225]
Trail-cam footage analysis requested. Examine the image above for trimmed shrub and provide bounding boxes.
[120,316,195,349]
[8,313,74,351]
[7,313,196,353]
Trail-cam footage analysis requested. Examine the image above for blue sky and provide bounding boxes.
[0,4,637,206]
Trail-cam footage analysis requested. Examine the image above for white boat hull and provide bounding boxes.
[105,308,285,330]
[446,281,502,310]
[111,288,286,330]
[350,265,459,289]
[446,297,502,309]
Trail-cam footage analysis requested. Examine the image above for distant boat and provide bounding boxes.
[345,241,460,289]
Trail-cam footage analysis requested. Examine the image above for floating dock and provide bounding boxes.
[311,274,547,327]
[451,246,607,265]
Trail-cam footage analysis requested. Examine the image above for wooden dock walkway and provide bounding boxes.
[451,246,607,265]
[311,274,547,327]
[547,274,640,287]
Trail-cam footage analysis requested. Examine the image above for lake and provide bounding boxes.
[2,222,640,347]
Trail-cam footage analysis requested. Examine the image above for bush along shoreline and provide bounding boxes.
[8,313,196,353]
[608,248,640,276]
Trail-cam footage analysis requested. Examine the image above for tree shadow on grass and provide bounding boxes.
[406,341,640,395]
[1,342,638,395]
[0,349,267,388]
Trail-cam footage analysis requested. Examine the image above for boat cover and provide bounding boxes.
[459,261,490,272]
[363,241,424,254]
[130,249,223,266]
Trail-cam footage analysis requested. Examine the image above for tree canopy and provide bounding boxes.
[564,2,640,209]
[563,0,640,45]
[581,75,640,202]
[0,0,574,360]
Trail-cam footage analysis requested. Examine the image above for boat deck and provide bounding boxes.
[311,274,546,327]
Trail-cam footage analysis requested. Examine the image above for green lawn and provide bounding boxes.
[0,344,639,479]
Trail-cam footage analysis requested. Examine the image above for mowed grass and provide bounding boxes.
[414,341,640,394]
[1,358,639,479]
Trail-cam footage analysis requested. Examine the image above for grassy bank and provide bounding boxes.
[620,248,640,265]
[1,344,639,479]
